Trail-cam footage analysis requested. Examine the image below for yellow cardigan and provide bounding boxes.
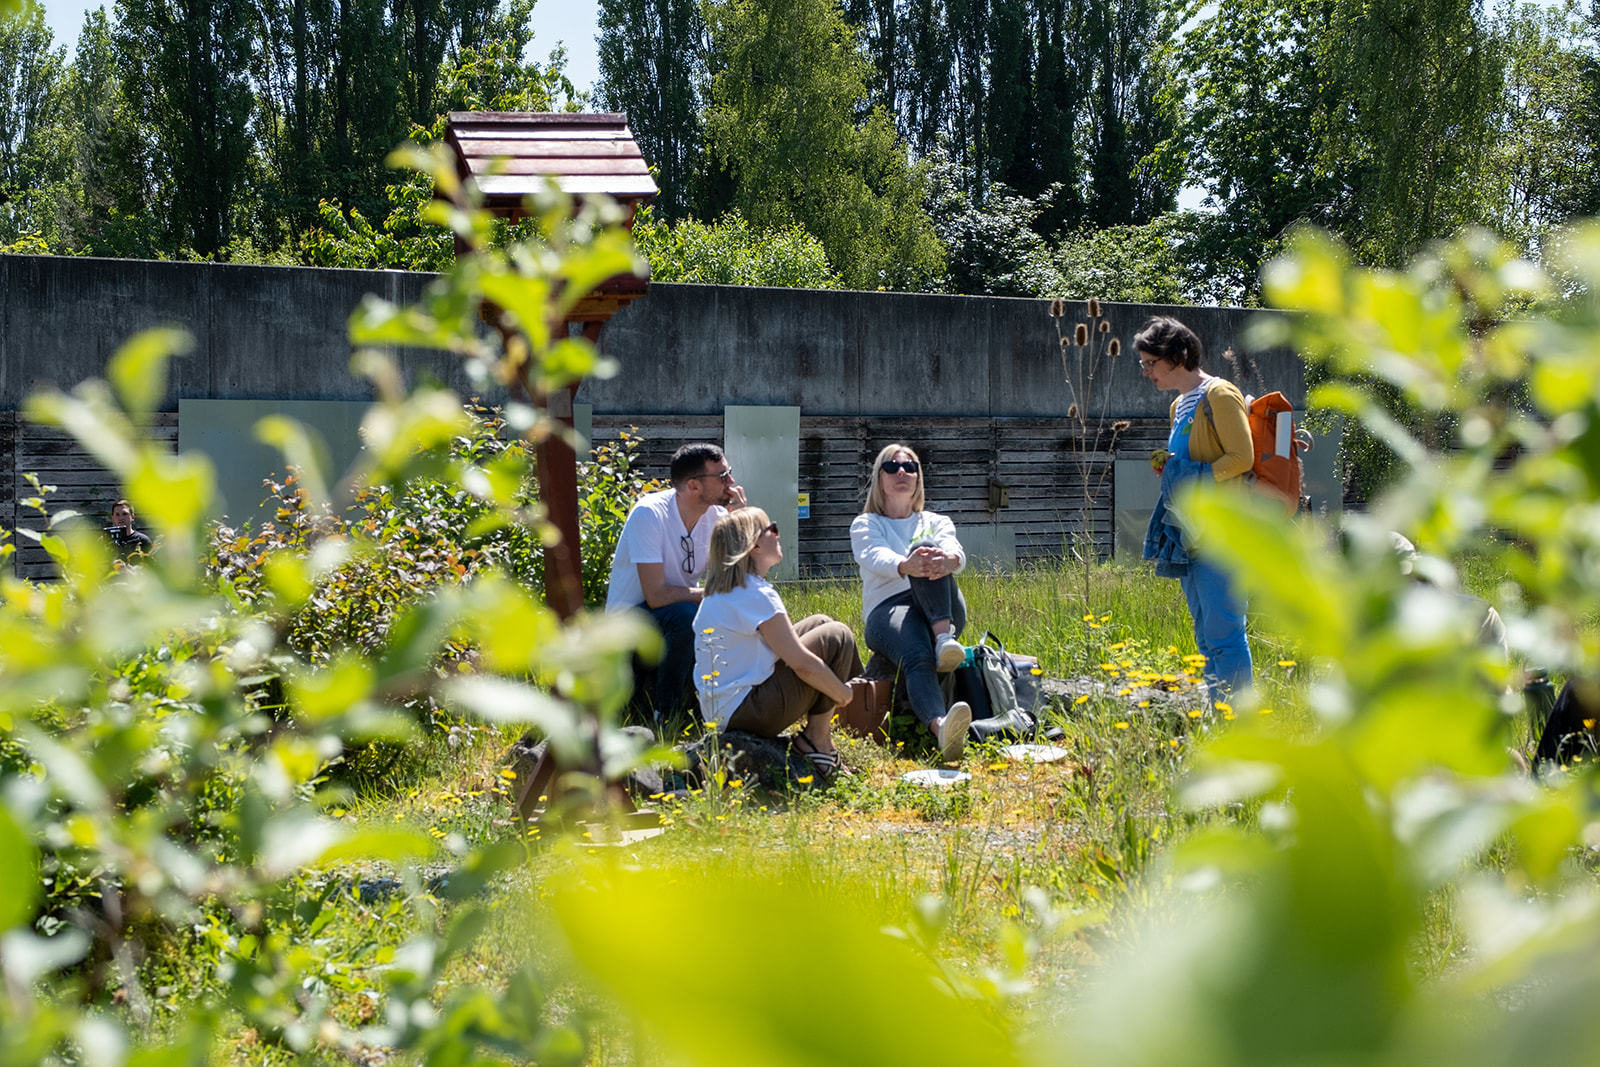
[1172,377,1254,482]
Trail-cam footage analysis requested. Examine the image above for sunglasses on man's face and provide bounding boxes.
[695,468,735,483]
[881,460,920,475]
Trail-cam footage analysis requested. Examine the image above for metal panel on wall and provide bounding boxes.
[724,406,800,583]
[179,399,368,526]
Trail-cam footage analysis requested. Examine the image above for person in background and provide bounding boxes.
[605,443,746,718]
[107,499,153,558]
[1138,315,1255,699]
[851,443,972,763]
[694,508,861,780]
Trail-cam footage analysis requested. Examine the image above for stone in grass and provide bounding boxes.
[505,725,670,815]
[680,729,825,791]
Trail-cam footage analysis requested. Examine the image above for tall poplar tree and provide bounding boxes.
[705,0,943,289]
[0,6,67,240]
[115,0,256,254]
[597,0,707,220]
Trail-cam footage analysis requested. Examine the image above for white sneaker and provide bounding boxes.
[935,701,971,763]
[935,633,966,673]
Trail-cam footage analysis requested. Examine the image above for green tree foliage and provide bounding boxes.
[1167,0,1503,273]
[1482,3,1600,252]
[114,0,258,255]
[630,206,842,288]
[1084,0,1176,225]
[704,0,944,290]
[596,0,707,220]
[0,5,67,242]
[1320,0,1500,263]
[56,9,165,256]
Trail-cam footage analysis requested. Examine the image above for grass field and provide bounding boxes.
[209,557,1329,1062]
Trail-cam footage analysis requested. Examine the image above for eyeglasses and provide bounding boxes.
[679,533,695,572]
[695,468,735,483]
[881,460,920,475]
[764,522,780,537]
[1139,356,1164,371]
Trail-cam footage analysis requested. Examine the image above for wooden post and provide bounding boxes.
[536,381,584,620]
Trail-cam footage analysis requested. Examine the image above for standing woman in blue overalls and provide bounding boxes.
[1137,316,1256,699]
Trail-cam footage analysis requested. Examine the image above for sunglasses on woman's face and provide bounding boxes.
[764,522,780,537]
[882,460,920,475]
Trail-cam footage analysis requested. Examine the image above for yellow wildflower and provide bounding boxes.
[1114,721,1130,730]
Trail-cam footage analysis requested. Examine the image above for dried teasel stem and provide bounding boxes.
[1049,298,1065,319]
[1087,297,1102,318]
[1068,403,1080,419]
[1074,323,1089,346]
[1098,319,1111,333]
[1108,338,1121,357]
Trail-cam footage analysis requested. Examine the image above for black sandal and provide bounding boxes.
[791,732,843,780]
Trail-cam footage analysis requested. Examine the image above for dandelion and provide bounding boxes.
[1118,687,1133,696]
[1138,700,1151,708]
[702,627,715,634]
[498,768,517,780]
[798,775,814,785]
[1585,720,1597,730]
[1075,694,1091,705]
[1100,613,1112,622]
[1188,709,1203,719]
[1084,614,1097,623]
[1109,641,1126,651]
[1075,323,1089,346]
[1049,298,1065,318]
[1222,707,1236,721]
[1098,319,1111,333]
[1114,721,1130,730]
[1169,739,1180,748]
[1277,659,1297,668]
[1259,707,1274,715]
[1100,663,1118,671]
[1031,667,1043,675]
[1108,338,1121,357]
[1216,701,1232,714]
[1087,297,1102,318]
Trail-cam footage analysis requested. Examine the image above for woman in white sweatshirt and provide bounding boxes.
[850,444,972,763]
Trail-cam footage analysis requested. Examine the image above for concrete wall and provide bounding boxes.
[582,284,1303,418]
[1,254,1306,417]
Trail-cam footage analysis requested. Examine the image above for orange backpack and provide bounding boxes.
[1203,389,1312,515]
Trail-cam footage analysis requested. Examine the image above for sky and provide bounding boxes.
[32,0,604,92]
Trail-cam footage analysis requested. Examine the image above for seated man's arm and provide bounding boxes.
[638,562,701,609]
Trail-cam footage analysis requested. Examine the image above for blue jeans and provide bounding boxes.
[644,600,699,717]
[864,576,966,726]
[1178,557,1252,697]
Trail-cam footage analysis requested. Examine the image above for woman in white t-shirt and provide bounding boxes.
[693,508,862,778]
[850,444,972,764]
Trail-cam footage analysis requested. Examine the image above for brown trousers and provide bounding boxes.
[726,615,863,738]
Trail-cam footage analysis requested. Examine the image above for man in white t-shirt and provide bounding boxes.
[606,443,746,716]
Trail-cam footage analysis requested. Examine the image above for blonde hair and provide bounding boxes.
[703,508,772,596]
[863,443,925,516]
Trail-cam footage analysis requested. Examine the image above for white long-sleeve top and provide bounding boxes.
[850,510,966,621]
